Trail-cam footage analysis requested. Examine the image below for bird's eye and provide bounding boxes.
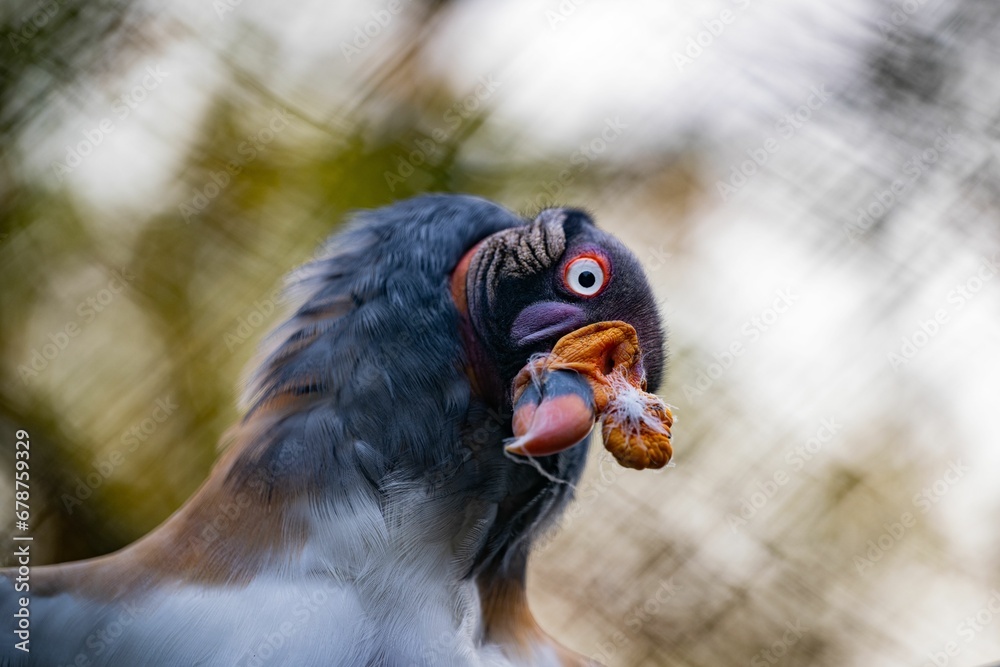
[563,255,608,297]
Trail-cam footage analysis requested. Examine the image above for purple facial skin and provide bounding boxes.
[510,301,587,347]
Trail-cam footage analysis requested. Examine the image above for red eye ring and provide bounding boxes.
[563,253,611,297]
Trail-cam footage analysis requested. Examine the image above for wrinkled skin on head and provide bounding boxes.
[457,208,665,405]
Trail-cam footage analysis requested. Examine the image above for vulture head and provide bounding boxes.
[454,206,664,404]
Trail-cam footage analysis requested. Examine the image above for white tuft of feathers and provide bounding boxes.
[601,371,672,447]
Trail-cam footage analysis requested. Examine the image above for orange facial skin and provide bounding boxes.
[507,321,673,470]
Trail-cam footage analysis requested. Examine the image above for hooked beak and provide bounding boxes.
[506,369,597,457]
[503,321,674,469]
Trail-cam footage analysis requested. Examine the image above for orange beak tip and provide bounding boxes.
[504,439,528,456]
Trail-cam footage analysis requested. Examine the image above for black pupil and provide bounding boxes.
[578,271,596,288]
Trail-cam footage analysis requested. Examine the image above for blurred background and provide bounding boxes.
[2,0,999,665]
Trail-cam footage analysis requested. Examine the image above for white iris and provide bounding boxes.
[566,257,605,296]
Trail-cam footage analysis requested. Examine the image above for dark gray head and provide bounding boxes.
[457,206,665,404]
